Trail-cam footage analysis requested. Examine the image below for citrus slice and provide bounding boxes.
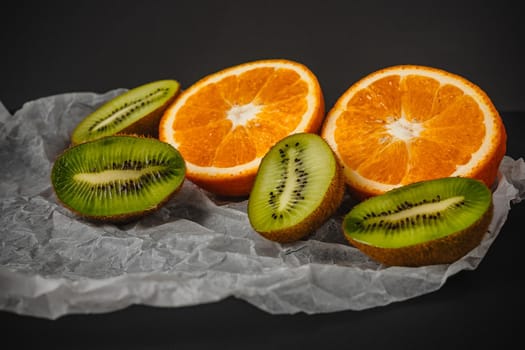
[321,65,507,199]
[159,59,325,197]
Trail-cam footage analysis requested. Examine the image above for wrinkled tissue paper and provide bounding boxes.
[1,90,524,319]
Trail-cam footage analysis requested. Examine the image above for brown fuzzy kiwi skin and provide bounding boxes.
[345,202,494,267]
[254,161,346,244]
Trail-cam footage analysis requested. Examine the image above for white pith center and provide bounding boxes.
[74,167,163,184]
[365,196,464,224]
[386,115,423,142]
[226,103,262,129]
[278,148,299,212]
[94,106,134,131]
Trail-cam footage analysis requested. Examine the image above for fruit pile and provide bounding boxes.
[50,59,507,267]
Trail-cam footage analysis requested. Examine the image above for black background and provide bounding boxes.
[2,0,524,112]
[1,1,524,349]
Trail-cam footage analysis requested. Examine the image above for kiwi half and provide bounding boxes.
[248,133,345,243]
[343,177,493,266]
[71,80,180,145]
[51,135,186,223]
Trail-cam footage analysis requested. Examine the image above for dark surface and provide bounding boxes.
[1,1,524,349]
[1,0,524,112]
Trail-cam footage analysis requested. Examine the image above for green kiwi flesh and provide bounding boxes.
[51,135,186,222]
[343,177,493,266]
[71,80,180,145]
[248,133,345,243]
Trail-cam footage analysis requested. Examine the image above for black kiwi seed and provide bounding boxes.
[343,177,493,267]
[248,133,345,243]
[51,135,186,223]
[71,80,180,145]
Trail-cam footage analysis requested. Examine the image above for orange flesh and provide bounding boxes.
[334,74,487,185]
[171,67,310,168]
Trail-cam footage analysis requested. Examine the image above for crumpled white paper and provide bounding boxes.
[1,91,524,319]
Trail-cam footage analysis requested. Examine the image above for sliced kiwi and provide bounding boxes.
[343,177,493,266]
[71,80,180,145]
[51,135,186,223]
[248,133,345,243]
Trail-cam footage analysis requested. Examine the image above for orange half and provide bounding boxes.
[159,59,325,196]
[321,65,507,199]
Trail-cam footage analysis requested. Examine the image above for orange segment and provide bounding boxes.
[244,118,290,157]
[431,84,464,115]
[221,67,275,105]
[254,69,304,103]
[401,75,440,122]
[159,59,325,197]
[173,105,226,130]
[213,126,256,167]
[175,120,232,166]
[350,75,402,119]
[356,140,409,184]
[321,65,507,199]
